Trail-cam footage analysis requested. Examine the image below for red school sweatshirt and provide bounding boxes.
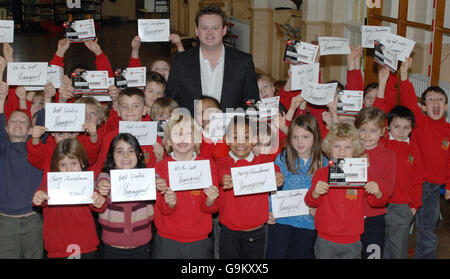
[385,136,423,210]
[399,79,450,190]
[32,173,107,258]
[304,166,385,244]
[154,155,219,243]
[363,145,396,217]
[216,153,280,231]
[199,135,229,161]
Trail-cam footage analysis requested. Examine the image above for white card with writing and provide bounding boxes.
[168,160,213,191]
[47,171,94,205]
[337,90,364,115]
[271,189,309,218]
[295,41,319,64]
[125,67,146,88]
[138,19,170,42]
[290,63,320,91]
[110,168,156,202]
[380,33,415,62]
[318,37,351,55]
[45,103,85,132]
[73,19,96,40]
[0,20,14,43]
[119,121,158,146]
[85,71,109,90]
[7,62,48,86]
[361,25,391,48]
[209,112,245,142]
[231,162,277,196]
[24,65,64,91]
[302,82,337,106]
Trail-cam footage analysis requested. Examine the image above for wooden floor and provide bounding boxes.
[11,21,450,259]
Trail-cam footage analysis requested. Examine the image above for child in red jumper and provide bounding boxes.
[91,88,162,178]
[153,112,220,259]
[216,116,284,259]
[32,138,107,258]
[354,107,396,259]
[304,123,384,259]
[399,57,450,259]
[383,105,423,259]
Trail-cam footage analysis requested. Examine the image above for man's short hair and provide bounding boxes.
[195,5,227,28]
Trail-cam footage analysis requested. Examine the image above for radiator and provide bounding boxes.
[409,74,450,123]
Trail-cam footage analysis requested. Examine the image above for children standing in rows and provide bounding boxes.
[266,115,327,259]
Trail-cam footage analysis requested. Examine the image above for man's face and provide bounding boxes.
[196,14,227,49]
[422,91,448,121]
[6,111,30,141]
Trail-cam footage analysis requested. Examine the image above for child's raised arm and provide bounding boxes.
[3,43,13,63]
[51,38,71,68]
[0,81,7,114]
[346,45,364,91]
[84,38,113,77]
[129,35,142,67]
[169,34,185,53]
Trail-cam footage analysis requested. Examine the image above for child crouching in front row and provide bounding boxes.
[304,123,385,259]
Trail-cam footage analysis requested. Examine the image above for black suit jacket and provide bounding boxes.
[165,46,260,115]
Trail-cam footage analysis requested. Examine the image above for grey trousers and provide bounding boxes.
[314,235,362,259]
[383,203,414,259]
[0,212,43,259]
[152,232,212,259]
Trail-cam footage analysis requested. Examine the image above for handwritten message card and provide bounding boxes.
[110,168,156,202]
[361,25,391,48]
[380,32,415,62]
[231,162,277,196]
[119,121,158,146]
[168,160,213,191]
[24,65,64,91]
[290,63,320,91]
[301,82,337,106]
[0,20,14,43]
[138,19,170,42]
[7,62,48,86]
[209,112,245,142]
[45,103,85,132]
[318,37,351,55]
[124,67,146,88]
[47,171,94,205]
[271,189,309,218]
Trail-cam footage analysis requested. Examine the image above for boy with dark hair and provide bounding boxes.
[216,116,284,259]
[399,57,449,259]
[91,87,163,178]
[383,105,423,259]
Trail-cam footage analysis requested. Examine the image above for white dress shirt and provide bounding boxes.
[199,45,225,103]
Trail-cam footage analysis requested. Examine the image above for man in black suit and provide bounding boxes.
[165,5,259,116]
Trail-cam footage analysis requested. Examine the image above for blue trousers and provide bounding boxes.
[266,223,316,259]
[414,182,442,259]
